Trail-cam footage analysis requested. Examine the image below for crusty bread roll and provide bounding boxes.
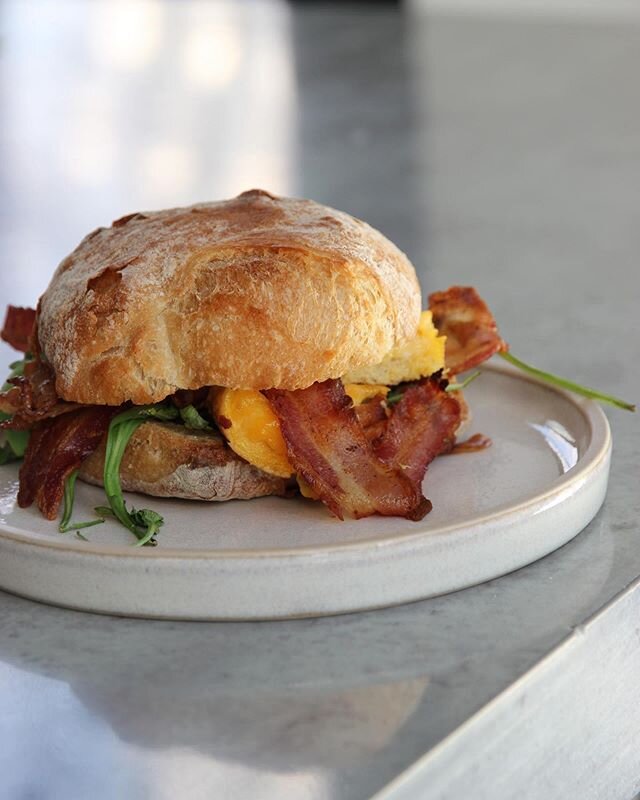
[79,421,292,501]
[38,189,421,405]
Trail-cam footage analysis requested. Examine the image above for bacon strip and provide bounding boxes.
[353,397,389,445]
[429,286,507,374]
[354,395,387,429]
[1,310,78,427]
[0,357,78,429]
[373,378,461,486]
[264,380,430,521]
[1,306,36,352]
[18,407,117,519]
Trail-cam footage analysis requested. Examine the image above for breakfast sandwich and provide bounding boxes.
[9,189,611,545]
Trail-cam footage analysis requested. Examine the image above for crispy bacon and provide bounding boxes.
[18,407,117,520]
[0,309,79,427]
[354,396,389,444]
[429,286,507,374]
[0,356,78,429]
[264,380,430,521]
[354,396,388,429]
[1,306,36,352]
[373,378,461,486]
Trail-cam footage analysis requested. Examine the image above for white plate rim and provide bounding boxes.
[0,363,611,560]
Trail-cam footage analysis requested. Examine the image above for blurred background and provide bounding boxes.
[3,0,640,378]
[3,0,639,314]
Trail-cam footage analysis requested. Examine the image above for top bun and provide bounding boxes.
[38,190,421,405]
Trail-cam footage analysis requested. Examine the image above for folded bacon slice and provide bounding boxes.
[373,378,461,486]
[1,308,79,428]
[0,357,78,429]
[264,380,430,521]
[1,306,36,353]
[354,395,387,429]
[429,286,507,374]
[18,406,117,519]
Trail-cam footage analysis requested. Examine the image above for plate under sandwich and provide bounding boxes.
[0,365,611,620]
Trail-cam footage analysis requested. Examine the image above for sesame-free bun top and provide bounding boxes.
[38,190,422,405]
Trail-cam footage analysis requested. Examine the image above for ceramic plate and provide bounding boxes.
[0,364,611,619]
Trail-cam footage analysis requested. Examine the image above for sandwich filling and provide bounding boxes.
[0,287,507,540]
[209,310,445,480]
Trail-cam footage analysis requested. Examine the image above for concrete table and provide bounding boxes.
[0,2,638,798]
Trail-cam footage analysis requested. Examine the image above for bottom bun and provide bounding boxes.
[79,421,293,501]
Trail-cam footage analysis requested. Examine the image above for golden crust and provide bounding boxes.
[79,421,291,501]
[38,190,421,404]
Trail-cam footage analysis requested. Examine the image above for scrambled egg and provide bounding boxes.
[211,310,446,478]
[343,310,445,386]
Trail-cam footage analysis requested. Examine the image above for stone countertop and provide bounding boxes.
[0,3,639,799]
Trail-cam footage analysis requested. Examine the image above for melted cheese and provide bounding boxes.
[212,310,445,479]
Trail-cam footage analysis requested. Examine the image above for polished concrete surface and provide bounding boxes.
[0,2,639,798]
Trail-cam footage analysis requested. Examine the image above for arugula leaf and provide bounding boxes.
[8,357,29,372]
[1,355,32,392]
[179,404,211,430]
[59,469,105,533]
[103,404,179,546]
[446,371,481,392]
[94,505,115,517]
[5,429,29,457]
[59,470,78,531]
[386,369,481,407]
[0,447,18,466]
[0,427,29,463]
[1,355,34,463]
[129,509,164,547]
[385,387,405,407]
[500,352,635,412]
